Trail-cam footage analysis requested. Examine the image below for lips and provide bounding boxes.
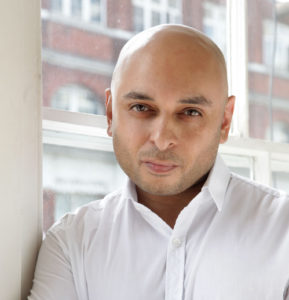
[143,160,178,174]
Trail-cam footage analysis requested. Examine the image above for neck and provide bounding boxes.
[136,177,207,228]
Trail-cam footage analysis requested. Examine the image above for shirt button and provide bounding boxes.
[172,238,182,248]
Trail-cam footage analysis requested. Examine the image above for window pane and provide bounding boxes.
[152,11,161,26]
[203,1,226,55]
[91,0,101,22]
[43,143,126,232]
[71,0,82,17]
[42,0,226,116]
[221,154,253,179]
[168,0,177,8]
[51,84,105,114]
[51,0,62,12]
[272,171,289,194]
[133,6,144,32]
[248,0,289,143]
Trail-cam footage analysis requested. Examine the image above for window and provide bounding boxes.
[203,1,226,54]
[51,84,105,114]
[132,0,182,32]
[42,0,289,230]
[50,0,105,24]
[248,0,289,142]
[263,20,289,73]
[43,143,125,231]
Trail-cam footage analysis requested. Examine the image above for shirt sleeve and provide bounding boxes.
[28,230,78,300]
[284,278,289,300]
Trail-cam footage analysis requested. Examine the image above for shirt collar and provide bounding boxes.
[121,154,231,211]
[202,154,231,212]
[122,176,138,202]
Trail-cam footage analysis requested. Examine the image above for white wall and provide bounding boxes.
[0,1,42,299]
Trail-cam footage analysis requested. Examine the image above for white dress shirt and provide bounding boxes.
[29,155,289,300]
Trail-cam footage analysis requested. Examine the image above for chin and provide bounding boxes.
[137,180,187,196]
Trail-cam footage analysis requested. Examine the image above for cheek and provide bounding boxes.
[113,121,147,154]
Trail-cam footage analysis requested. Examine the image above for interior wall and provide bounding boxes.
[0,0,42,299]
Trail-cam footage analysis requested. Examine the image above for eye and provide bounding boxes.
[183,109,201,116]
[131,104,149,112]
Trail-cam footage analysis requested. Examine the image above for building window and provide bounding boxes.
[133,0,182,32]
[203,1,226,54]
[263,19,289,73]
[266,121,289,143]
[51,84,105,114]
[50,0,104,24]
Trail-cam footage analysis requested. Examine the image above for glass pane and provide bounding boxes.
[152,11,161,26]
[91,0,101,22]
[51,0,62,12]
[51,84,105,114]
[42,0,226,115]
[248,0,289,143]
[168,0,177,8]
[272,171,289,194]
[43,143,126,232]
[133,6,144,32]
[71,0,82,18]
[203,1,226,55]
[221,154,253,179]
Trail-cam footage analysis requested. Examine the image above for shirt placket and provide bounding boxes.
[165,234,186,300]
[164,191,212,300]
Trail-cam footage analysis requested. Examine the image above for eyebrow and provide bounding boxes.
[123,91,154,101]
[178,96,212,106]
[123,91,212,106]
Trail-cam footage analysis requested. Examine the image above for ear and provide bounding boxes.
[220,95,235,144]
[105,88,113,137]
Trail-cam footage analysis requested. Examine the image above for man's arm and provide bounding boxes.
[28,231,78,300]
[284,279,289,300]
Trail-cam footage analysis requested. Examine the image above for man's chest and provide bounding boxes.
[72,223,289,300]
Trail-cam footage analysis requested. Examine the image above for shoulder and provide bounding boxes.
[47,188,124,239]
[227,172,289,216]
[230,172,287,198]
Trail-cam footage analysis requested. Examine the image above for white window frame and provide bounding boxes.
[132,0,182,30]
[51,0,107,26]
[263,19,289,74]
[203,1,227,54]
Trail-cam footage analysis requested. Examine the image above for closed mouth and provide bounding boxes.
[142,160,178,173]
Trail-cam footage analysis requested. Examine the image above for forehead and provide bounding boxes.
[112,29,228,100]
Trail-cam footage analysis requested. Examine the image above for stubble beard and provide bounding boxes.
[112,131,219,197]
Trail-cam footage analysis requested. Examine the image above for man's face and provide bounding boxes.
[106,34,234,197]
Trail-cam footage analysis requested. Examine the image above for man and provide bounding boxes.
[29,24,289,299]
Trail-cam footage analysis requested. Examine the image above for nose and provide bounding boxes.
[149,116,177,151]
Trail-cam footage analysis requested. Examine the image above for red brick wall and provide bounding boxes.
[107,0,133,31]
[43,21,116,61]
[42,63,111,106]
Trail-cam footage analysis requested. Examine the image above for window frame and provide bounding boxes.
[43,107,289,188]
[50,0,107,25]
[42,0,289,191]
[132,0,182,31]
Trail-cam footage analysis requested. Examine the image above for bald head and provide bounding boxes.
[111,24,228,97]
[105,24,235,198]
